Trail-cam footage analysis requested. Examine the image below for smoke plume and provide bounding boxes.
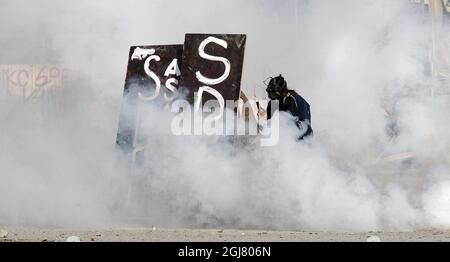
[1,0,450,231]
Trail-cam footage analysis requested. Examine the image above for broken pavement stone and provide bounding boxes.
[66,236,81,242]
[42,239,54,242]
[366,235,381,242]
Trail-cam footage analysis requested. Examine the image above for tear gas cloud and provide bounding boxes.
[0,0,449,231]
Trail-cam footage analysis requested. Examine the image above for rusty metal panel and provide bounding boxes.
[179,34,247,104]
[116,45,183,152]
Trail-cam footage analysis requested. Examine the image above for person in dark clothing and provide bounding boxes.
[265,75,313,140]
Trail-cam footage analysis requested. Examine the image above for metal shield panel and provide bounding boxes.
[179,34,246,104]
[116,44,183,152]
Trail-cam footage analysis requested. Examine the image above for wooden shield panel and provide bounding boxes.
[179,34,246,104]
[116,45,183,152]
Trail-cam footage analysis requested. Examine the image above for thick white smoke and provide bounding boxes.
[0,0,450,231]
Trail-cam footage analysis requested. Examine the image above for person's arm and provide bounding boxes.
[288,96,311,137]
[295,118,311,138]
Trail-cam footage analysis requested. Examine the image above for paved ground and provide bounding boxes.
[1,227,450,242]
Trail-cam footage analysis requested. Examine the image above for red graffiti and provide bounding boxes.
[0,65,67,99]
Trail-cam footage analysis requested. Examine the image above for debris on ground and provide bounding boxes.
[366,235,381,242]
[66,236,81,242]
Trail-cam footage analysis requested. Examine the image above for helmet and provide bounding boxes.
[266,74,287,99]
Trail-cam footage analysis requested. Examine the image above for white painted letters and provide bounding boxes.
[164,58,181,77]
[140,55,161,101]
[131,47,155,61]
[164,78,178,101]
[194,86,224,122]
[195,36,231,85]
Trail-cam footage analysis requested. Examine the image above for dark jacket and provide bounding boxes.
[267,90,313,140]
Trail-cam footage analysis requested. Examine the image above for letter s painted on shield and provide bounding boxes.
[140,54,161,101]
[195,36,231,85]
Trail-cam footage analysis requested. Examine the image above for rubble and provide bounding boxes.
[66,236,81,242]
[366,235,381,242]
[0,229,8,238]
